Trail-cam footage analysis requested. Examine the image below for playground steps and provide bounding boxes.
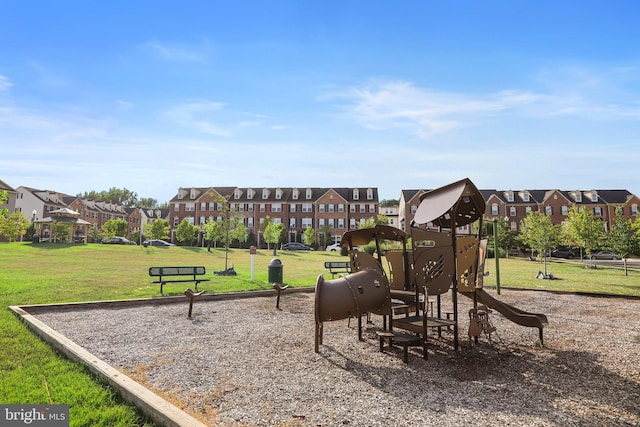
[376,330,424,363]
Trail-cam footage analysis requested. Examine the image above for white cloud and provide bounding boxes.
[142,40,210,62]
[0,75,12,91]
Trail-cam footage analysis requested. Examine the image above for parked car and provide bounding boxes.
[585,251,619,260]
[549,248,576,259]
[326,243,359,252]
[101,236,136,245]
[282,242,314,251]
[326,243,343,252]
[142,239,175,247]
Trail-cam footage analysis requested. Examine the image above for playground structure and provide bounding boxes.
[314,177,548,358]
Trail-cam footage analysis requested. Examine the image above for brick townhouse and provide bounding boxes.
[10,186,146,240]
[400,188,640,232]
[168,186,379,246]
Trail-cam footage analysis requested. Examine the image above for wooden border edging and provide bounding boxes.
[9,287,314,427]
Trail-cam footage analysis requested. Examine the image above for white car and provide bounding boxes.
[326,243,358,252]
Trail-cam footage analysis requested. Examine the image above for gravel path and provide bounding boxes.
[33,289,640,426]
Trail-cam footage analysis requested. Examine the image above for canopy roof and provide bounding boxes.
[412,178,486,228]
[48,207,81,217]
[340,224,407,247]
[35,216,91,225]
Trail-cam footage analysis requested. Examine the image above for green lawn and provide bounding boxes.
[1,242,639,426]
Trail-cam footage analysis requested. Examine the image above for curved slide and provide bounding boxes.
[462,289,548,342]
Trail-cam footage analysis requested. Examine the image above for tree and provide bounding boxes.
[264,222,286,255]
[303,226,316,247]
[520,211,561,277]
[562,205,603,263]
[176,219,198,246]
[89,224,102,243]
[0,190,8,218]
[101,219,128,238]
[203,193,245,270]
[607,208,639,276]
[380,199,399,207]
[358,214,388,229]
[0,212,29,242]
[318,223,333,248]
[78,187,138,207]
[138,197,158,209]
[149,219,170,240]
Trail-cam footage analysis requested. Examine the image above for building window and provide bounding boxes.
[276,189,282,200]
[262,189,269,199]
[260,204,265,212]
[411,205,417,214]
[338,204,345,213]
[238,204,245,212]
[594,207,602,216]
[575,193,582,202]
[272,203,282,212]
[319,204,325,213]
[545,206,553,215]
[491,203,498,215]
[353,189,359,200]
[510,221,517,231]
[302,204,313,213]
[350,218,356,229]
[367,188,373,200]
[174,204,179,212]
[369,204,375,213]
[248,217,254,227]
[506,192,514,202]
[306,189,312,199]
[200,202,206,210]
[591,193,598,202]
[329,218,335,227]
[318,218,325,227]
[350,205,356,213]
[292,190,299,200]
[328,204,334,213]
[234,189,241,199]
[302,218,312,228]
[338,218,345,229]
[290,204,296,212]
[561,206,569,215]
[289,218,296,228]
[173,217,179,226]
[248,203,254,212]
[526,206,532,214]
[632,204,638,216]
[199,216,205,225]
[360,204,365,213]
[509,207,516,216]
[522,193,530,202]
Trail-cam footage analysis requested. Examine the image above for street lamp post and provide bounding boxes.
[493,217,501,295]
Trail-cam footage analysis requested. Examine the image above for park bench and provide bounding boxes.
[148,266,210,293]
[324,261,351,278]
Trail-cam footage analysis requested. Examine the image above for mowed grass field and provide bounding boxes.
[1,242,639,426]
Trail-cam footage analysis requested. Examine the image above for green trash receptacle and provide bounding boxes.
[32,234,40,244]
[268,258,283,283]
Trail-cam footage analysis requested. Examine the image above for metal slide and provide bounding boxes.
[462,289,548,342]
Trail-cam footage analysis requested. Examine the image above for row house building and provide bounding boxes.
[7,185,153,241]
[399,188,640,233]
[168,186,380,246]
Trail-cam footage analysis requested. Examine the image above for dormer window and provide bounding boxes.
[575,192,582,203]
[234,189,241,199]
[505,191,514,202]
[590,193,598,202]
[262,189,269,199]
[522,193,530,202]
[190,189,196,199]
[366,188,373,200]
[276,188,282,200]
[292,189,299,200]
[353,189,360,200]
[247,189,254,200]
[306,188,312,199]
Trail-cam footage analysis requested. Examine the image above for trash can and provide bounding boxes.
[32,234,40,244]
[268,258,283,283]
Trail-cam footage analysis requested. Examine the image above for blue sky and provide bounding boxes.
[2,1,639,204]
